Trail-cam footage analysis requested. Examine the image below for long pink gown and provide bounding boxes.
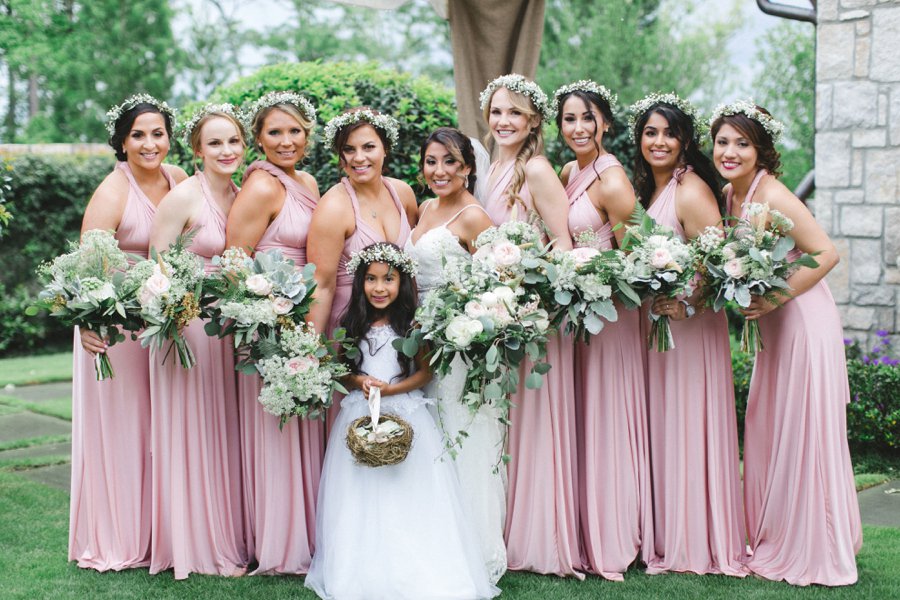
[68,161,174,570]
[484,160,582,578]
[642,168,747,576]
[565,156,650,581]
[737,169,862,586]
[323,176,411,431]
[236,160,322,574]
[149,172,247,579]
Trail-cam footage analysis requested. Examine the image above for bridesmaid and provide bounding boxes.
[403,127,506,583]
[225,91,322,574]
[147,103,247,579]
[711,101,861,586]
[71,95,186,570]
[630,93,746,576]
[479,74,581,578]
[553,81,650,581]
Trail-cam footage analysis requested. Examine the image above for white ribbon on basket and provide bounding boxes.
[367,384,382,428]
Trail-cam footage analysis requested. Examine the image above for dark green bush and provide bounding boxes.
[174,61,458,199]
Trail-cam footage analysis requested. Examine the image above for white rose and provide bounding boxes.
[491,241,522,267]
[480,290,500,307]
[445,315,484,348]
[464,300,489,319]
[570,247,600,268]
[473,244,494,264]
[271,296,294,315]
[490,303,513,327]
[723,258,746,279]
[649,248,673,270]
[493,286,516,305]
[246,274,273,296]
[142,271,171,300]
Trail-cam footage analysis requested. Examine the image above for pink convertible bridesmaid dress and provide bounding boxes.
[642,168,747,576]
[484,159,582,578]
[237,160,322,574]
[737,169,861,586]
[149,171,247,579]
[68,161,174,570]
[565,155,650,581]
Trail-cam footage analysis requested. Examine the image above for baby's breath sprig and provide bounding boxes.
[628,92,706,141]
[346,243,418,277]
[243,91,318,131]
[178,103,246,149]
[479,74,553,122]
[105,94,176,138]
[323,109,400,151]
[709,99,784,144]
[551,80,618,119]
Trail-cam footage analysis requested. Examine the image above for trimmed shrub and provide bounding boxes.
[174,61,458,198]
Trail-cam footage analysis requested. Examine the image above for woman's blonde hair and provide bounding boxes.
[251,103,314,158]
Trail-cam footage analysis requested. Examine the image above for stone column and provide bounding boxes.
[816,0,900,346]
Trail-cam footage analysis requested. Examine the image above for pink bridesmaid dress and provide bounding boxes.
[642,168,747,576]
[737,169,861,586]
[237,160,322,574]
[323,176,411,431]
[149,171,247,579]
[68,161,174,570]
[484,160,582,578]
[565,156,650,581]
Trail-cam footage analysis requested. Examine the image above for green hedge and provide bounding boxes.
[175,61,458,197]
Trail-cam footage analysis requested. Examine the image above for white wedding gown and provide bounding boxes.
[305,324,499,600]
[405,203,509,584]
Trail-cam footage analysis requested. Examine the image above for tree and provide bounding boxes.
[752,19,815,192]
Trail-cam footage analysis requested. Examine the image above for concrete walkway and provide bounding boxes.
[1,382,899,529]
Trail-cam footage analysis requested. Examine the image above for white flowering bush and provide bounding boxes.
[693,203,818,352]
[28,229,143,380]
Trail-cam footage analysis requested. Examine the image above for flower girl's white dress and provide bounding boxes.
[305,324,500,600]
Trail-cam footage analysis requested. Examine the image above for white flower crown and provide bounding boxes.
[479,74,553,122]
[709,99,784,144]
[244,91,318,131]
[628,92,706,140]
[551,80,618,118]
[346,243,418,277]
[105,94,176,138]
[323,109,401,151]
[179,103,246,149]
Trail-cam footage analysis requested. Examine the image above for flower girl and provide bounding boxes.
[305,242,499,600]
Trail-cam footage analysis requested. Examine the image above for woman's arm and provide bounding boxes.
[225,171,284,253]
[594,167,637,247]
[525,157,572,251]
[306,186,354,334]
[148,179,201,254]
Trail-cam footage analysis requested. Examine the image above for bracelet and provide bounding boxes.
[679,299,696,318]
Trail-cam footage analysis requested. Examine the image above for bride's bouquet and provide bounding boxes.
[404,220,553,424]
[28,229,143,380]
[125,232,205,368]
[205,247,317,371]
[693,203,818,352]
[619,207,695,352]
[255,324,349,424]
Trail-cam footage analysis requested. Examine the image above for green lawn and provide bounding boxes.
[0,351,72,386]
[0,471,897,600]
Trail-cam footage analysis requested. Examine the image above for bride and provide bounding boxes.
[404,127,508,583]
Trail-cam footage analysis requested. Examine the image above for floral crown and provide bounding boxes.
[346,243,418,277]
[179,103,246,149]
[105,94,176,137]
[551,80,618,118]
[323,109,400,150]
[628,92,706,141]
[709,99,784,144]
[244,91,318,131]
[479,74,553,122]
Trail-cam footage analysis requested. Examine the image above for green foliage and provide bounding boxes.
[177,61,457,197]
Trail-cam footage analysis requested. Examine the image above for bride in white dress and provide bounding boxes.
[405,128,509,583]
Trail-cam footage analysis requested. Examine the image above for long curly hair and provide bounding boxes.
[710,109,783,178]
[339,243,418,378]
[632,103,723,215]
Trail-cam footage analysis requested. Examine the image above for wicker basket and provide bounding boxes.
[346,413,414,467]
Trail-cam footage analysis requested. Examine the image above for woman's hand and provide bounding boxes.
[741,294,780,320]
[80,328,108,355]
[651,296,689,321]
[360,377,387,397]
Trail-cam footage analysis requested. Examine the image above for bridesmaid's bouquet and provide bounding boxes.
[255,324,349,424]
[125,233,206,368]
[545,243,640,341]
[204,247,317,371]
[693,203,818,352]
[28,229,142,380]
[403,221,553,424]
[619,208,695,352]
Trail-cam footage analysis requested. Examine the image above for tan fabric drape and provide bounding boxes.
[449,0,545,141]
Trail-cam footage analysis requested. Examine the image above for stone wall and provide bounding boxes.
[816,0,900,346]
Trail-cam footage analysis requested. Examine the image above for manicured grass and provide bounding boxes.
[0,433,70,453]
[0,454,70,471]
[0,351,72,386]
[856,473,892,491]
[0,395,72,421]
[1,471,898,600]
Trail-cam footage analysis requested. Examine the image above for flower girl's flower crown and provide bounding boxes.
[323,108,400,150]
[346,243,418,277]
[709,99,784,144]
[105,94,176,137]
[244,91,318,130]
[179,103,246,149]
[551,80,618,118]
[479,74,553,122]
[628,92,706,141]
